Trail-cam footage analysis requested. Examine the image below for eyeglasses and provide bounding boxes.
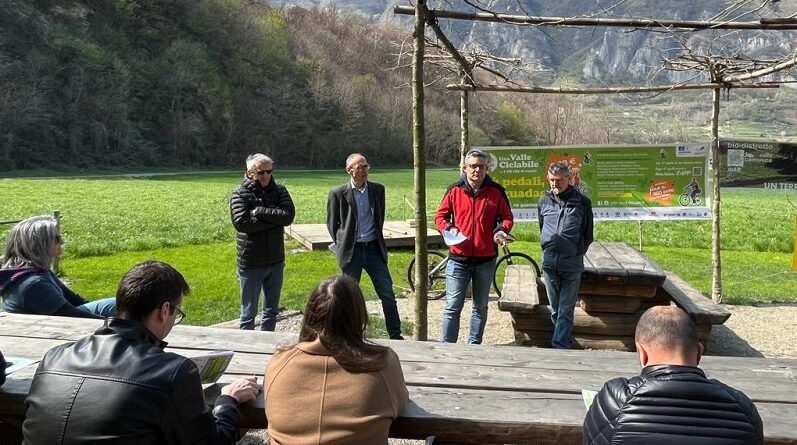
[466,163,487,170]
[254,169,273,176]
[174,306,186,325]
[348,164,370,171]
[54,234,64,243]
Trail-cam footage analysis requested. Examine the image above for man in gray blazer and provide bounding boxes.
[326,153,403,339]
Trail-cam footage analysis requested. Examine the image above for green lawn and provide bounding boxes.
[2,170,796,328]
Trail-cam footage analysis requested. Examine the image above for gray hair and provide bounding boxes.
[548,161,571,177]
[1,216,60,269]
[245,153,273,171]
[463,149,487,166]
[345,153,367,168]
[635,306,699,353]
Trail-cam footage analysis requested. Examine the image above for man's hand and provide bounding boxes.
[221,376,261,404]
[494,230,509,246]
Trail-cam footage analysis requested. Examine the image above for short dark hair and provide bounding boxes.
[295,275,387,373]
[116,261,190,322]
[635,306,699,352]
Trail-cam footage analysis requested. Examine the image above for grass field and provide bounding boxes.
[1,170,795,328]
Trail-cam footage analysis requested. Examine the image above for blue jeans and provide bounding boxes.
[441,258,495,344]
[342,242,402,339]
[76,297,117,317]
[238,263,285,331]
[543,269,582,348]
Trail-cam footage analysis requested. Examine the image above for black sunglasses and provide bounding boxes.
[54,234,63,243]
[254,169,273,176]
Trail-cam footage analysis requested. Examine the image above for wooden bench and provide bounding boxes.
[498,242,730,351]
[659,271,731,344]
[2,313,797,444]
[4,314,797,444]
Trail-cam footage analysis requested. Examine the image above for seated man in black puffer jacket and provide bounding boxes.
[583,306,763,445]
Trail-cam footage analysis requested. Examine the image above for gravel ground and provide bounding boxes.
[237,297,797,444]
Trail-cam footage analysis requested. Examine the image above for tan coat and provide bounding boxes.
[265,339,409,445]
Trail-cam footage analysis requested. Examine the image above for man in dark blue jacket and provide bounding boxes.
[583,306,763,444]
[537,161,593,348]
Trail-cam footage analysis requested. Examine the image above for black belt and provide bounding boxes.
[355,240,377,247]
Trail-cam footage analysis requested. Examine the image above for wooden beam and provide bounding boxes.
[394,6,797,30]
[446,82,779,94]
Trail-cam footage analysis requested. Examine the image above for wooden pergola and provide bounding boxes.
[400,1,797,339]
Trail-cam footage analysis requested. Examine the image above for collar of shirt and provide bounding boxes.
[350,179,368,193]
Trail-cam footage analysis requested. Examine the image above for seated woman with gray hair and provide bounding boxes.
[0,216,116,318]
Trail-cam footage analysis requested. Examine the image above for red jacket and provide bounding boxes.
[435,176,514,260]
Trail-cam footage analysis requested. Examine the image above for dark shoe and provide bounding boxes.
[390,335,405,340]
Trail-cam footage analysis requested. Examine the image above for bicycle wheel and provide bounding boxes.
[694,195,702,205]
[678,194,691,206]
[407,250,448,300]
[493,252,541,298]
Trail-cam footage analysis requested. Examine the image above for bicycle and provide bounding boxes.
[678,193,702,206]
[406,235,541,299]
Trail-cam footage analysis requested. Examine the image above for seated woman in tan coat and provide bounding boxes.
[265,275,409,445]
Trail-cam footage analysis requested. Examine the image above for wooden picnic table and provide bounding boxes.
[1,312,797,444]
[503,241,731,351]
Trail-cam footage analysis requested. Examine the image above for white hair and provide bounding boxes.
[245,153,273,171]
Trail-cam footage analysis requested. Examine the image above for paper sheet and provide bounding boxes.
[443,230,467,246]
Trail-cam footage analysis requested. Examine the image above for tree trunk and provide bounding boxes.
[412,0,428,340]
[710,86,723,303]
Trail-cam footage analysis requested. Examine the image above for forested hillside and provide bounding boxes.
[3,1,796,172]
[0,0,466,171]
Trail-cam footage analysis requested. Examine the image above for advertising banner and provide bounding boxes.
[480,144,711,221]
[719,139,797,189]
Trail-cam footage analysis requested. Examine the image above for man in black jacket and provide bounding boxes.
[326,153,403,340]
[230,153,295,331]
[22,261,260,445]
[583,306,763,445]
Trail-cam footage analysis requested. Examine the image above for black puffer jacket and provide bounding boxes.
[582,365,764,445]
[230,176,295,268]
[22,318,242,445]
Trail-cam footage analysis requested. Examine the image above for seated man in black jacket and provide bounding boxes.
[22,261,261,445]
[583,306,763,445]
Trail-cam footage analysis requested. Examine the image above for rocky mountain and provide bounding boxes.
[268,0,797,84]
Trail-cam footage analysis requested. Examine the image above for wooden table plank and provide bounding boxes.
[2,313,797,445]
[582,242,627,284]
[602,242,666,287]
[286,221,444,251]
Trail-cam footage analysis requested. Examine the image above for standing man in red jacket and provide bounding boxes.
[435,149,514,344]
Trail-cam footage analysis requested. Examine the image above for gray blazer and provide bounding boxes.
[326,181,388,269]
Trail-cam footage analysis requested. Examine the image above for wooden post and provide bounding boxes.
[53,210,62,275]
[460,72,469,162]
[412,0,429,341]
[710,84,723,303]
[637,220,643,252]
[792,215,797,271]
